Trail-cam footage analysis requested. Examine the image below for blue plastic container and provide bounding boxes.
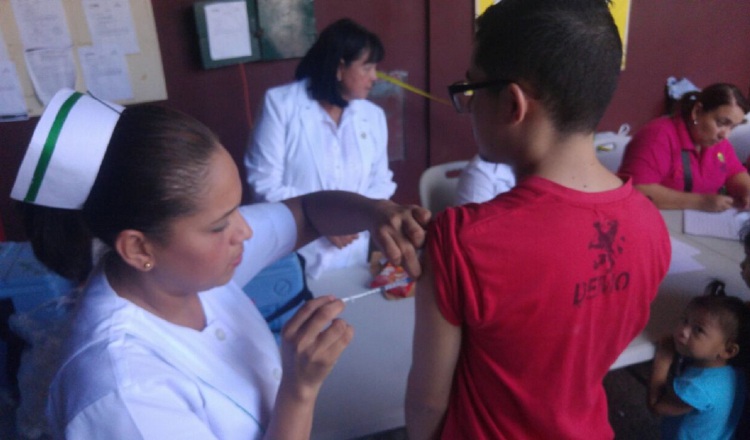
[0,242,75,316]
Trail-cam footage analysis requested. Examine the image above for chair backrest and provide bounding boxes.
[419,160,469,213]
[729,111,750,164]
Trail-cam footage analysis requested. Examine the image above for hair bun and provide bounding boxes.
[704,279,727,297]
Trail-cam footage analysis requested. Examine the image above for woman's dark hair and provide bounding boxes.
[678,83,750,122]
[693,280,750,371]
[295,18,384,108]
[20,105,220,283]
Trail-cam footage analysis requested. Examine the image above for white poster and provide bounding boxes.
[82,0,140,55]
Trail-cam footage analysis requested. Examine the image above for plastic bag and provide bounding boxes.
[9,292,79,439]
[666,76,700,100]
[594,124,632,173]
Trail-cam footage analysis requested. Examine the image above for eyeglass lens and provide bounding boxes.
[451,83,473,113]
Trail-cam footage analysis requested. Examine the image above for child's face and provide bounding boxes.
[740,246,750,289]
[673,306,731,367]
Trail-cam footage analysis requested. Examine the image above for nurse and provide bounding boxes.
[245,18,395,280]
[12,89,428,439]
[619,83,750,212]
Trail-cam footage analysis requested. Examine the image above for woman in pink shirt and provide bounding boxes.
[619,83,750,212]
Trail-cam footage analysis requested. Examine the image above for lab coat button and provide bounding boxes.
[215,328,226,341]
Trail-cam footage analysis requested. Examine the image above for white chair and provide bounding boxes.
[729,112,750,164]
[419,160,469,213]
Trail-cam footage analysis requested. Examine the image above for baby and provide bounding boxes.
[648,279,750,439]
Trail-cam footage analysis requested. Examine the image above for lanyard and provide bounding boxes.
[376,71,451,106]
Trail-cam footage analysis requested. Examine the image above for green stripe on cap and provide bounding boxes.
[25,92,84,203]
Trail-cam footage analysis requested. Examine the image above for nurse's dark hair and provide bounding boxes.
[473,0,621,134]
[678,83,750,121]
[696,280,750,370]
[19,105,220,283]
[295,18,384,108]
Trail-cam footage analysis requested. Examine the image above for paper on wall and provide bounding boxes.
[78,44,133,101]
[23,46,76,106]
[204,1,252,61]
[10,0,72,49]
[0,24,10,61]
[82,0,140,55]
[0,60,28,120]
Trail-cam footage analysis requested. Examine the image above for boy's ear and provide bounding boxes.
[114,229,156,272]
[507,82,529,125]
[721,341,740,361]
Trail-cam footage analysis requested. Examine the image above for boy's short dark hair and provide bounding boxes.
[474,0,622,133]
[295,18,384,108]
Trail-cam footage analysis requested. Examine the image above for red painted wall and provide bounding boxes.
[1,1,749,240]
[602,1,750,132]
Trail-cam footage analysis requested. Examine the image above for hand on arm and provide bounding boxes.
[265,296,353,440]
[647,335,694,416]
[405,258,461,440]
[635,183,734,212]
[283,191,431,278]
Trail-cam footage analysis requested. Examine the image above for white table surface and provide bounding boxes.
[308,264,414,440]
[308,209,750,438]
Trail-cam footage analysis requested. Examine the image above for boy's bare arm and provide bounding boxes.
[405,258,461,440]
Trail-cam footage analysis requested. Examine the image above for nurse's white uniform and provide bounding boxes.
[47,203,296,439]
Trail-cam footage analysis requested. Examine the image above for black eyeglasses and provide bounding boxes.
[448,79,512,113]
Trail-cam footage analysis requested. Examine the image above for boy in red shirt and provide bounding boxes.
[405,1,672,439]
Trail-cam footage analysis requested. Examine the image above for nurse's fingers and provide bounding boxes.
[313,317,354,359]
[280,298,353,387]
[302,318,354,378]
[282,296,345,351]
[373,205,430,278]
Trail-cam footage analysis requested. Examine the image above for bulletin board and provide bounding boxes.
[0,0,167,117]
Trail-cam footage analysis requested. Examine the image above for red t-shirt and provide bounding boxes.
[428,176,671,439]
[618,115,746,193]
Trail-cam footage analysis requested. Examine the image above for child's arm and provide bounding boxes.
[648,335,694,416]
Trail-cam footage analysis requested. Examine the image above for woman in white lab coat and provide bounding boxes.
[246,18,396,280]
[12,89,427,439]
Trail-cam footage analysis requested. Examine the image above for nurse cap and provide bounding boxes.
[11,89,124,209]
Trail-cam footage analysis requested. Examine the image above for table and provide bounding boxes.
[610,209,749,369]
[308,209,750,438]
[308,265,414,440]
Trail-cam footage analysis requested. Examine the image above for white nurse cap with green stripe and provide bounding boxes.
[11,89,123,209]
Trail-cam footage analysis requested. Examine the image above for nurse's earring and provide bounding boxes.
[693,119,698,125]
[143,261,153,270]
